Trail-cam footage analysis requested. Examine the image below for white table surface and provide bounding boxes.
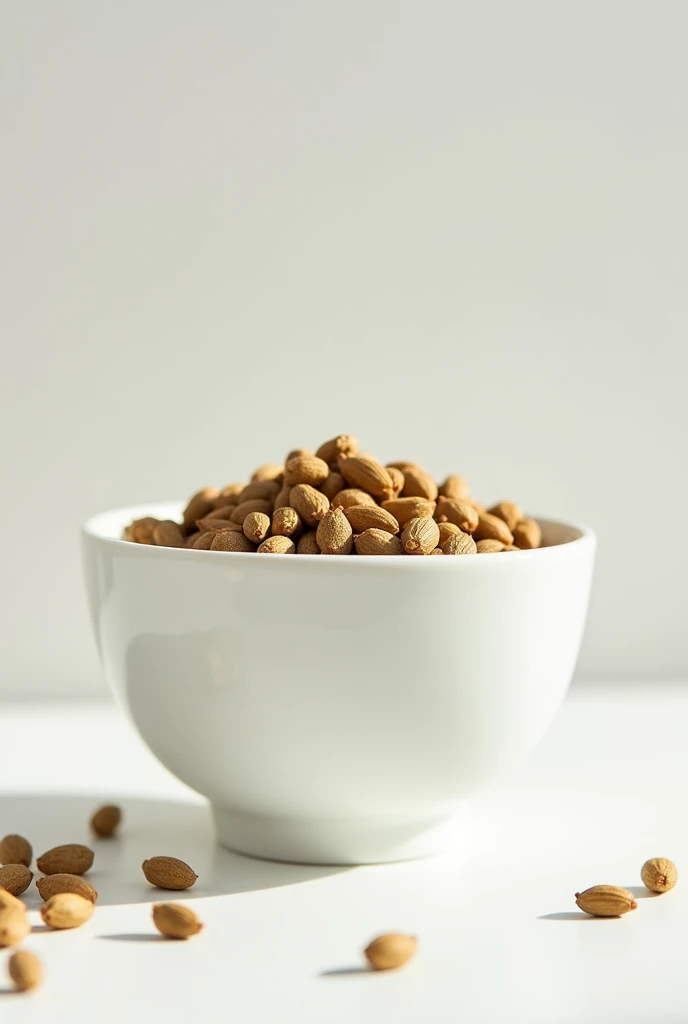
[1,683,685,1023]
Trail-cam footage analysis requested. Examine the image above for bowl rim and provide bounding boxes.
[82,501,596,565]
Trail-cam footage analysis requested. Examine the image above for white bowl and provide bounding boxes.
[82,502,595,865]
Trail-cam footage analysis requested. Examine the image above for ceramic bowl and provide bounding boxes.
[82,502,595,865]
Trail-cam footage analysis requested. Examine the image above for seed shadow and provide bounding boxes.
[624,885,658,900]
[97,933,165,943]
[30,925,52,934]
[538,912,602,921]
[320,966,371,977]
[0,793,348,907]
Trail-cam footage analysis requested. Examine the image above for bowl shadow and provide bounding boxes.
[0,793,347,908]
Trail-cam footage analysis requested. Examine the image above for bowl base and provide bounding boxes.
[211,805,460,865]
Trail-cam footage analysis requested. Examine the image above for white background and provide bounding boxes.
[1,0,687,697]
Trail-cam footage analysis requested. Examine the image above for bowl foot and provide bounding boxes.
[211,805,460,865]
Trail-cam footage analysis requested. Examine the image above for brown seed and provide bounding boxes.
[237,480,280,503]
[401,517,440,555]
[90,804,122,838]
[251,463,284,483]
[152,903,203,940]
[257,536,296,554]
[381,497,436,527]
[382,466,403,493]
[196,517,244,533]
[40,893,95,929]
[152,520,186,547]
[182,487,219,529]
[314,435,358,464]
[338,456,395,500]
[142,856,198,890]
[401,467,438,501]
[476,539,507,553]
[243,511,271,543]
[272,507,301,537]
[0,835,32,868]
[8,950,43,992]
[204,504,238,521]
[364,933,417,971]
[488,501,524,532]
[297,530,321,554]
[437,521,460,546]
[473,512,514,546]
[214,483,244,503]
[273,483,293,510]
[129,517,160,544]
[354,530,403,556]
[36,874,99,903]
[331,488,377,510]
[36,844,94,876]
[574,885,637,917]
[0,906,30,947]
[320,471,346,501]
[641,857,678,893]
[0,865,32,896]
[191,531,215,549]
[290,484,330,526]
[284,455,330,488]
[230,499,273,523]
[439,475,470,500]
[443,532,477,555]
[210,531,254,552]
[435,497,479,534]
[316,508,354,555]
[343,505,400,535]
[513,518,542,549]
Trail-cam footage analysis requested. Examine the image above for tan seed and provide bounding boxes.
[285,448,311,463]
[641,857,678,893]
[251,463,284,483]
[354,529,403,556]
[182,487,219,529]
[437,521,460,546]
[435,497,479,533]
[142,856,198,890]
[575,885,637,917]
[210,531,254,552]
[443,532,477,555]
[0,865,33,897]
[272,507,301,537]
[316,508,354,555]
[0,835,32,868]
[473,512,514,545]
[387,461,420,473]
[401,517,440,555]
[230,499,273,523]
[191,531,215,549]
[129,517,160,544]
[40,893,95,929]
[488,501,523,532]
[8,950,43,992]
[36,844,94,876]
[0,890,23,912]
[438,475,470,500]
[196,517,244,533]
[338,456,395,500]
[284,454,330,488]
[257,536,296,554]
[237,480,280,503]
[243,511,271,543]
[314,435,358,464]
[273,483,293,510]
[204,504,237,521]
[364,933,417,971]
[290,484,330,526]
[343,505,399,535]
[152,903,203,940]
[152,520,186,547]
[476,539,507,553]
[214,483,244,503]
[36,874,98,903]
[401,467,438,501]
[513,518,542,549]
[90,804,122,838]
[297,530,320,554]
[331,488,377,510]
[0,906,30,947]
[320,471,346,501]
[381,497,436,526]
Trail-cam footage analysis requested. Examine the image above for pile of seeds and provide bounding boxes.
[123,434,542,555]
